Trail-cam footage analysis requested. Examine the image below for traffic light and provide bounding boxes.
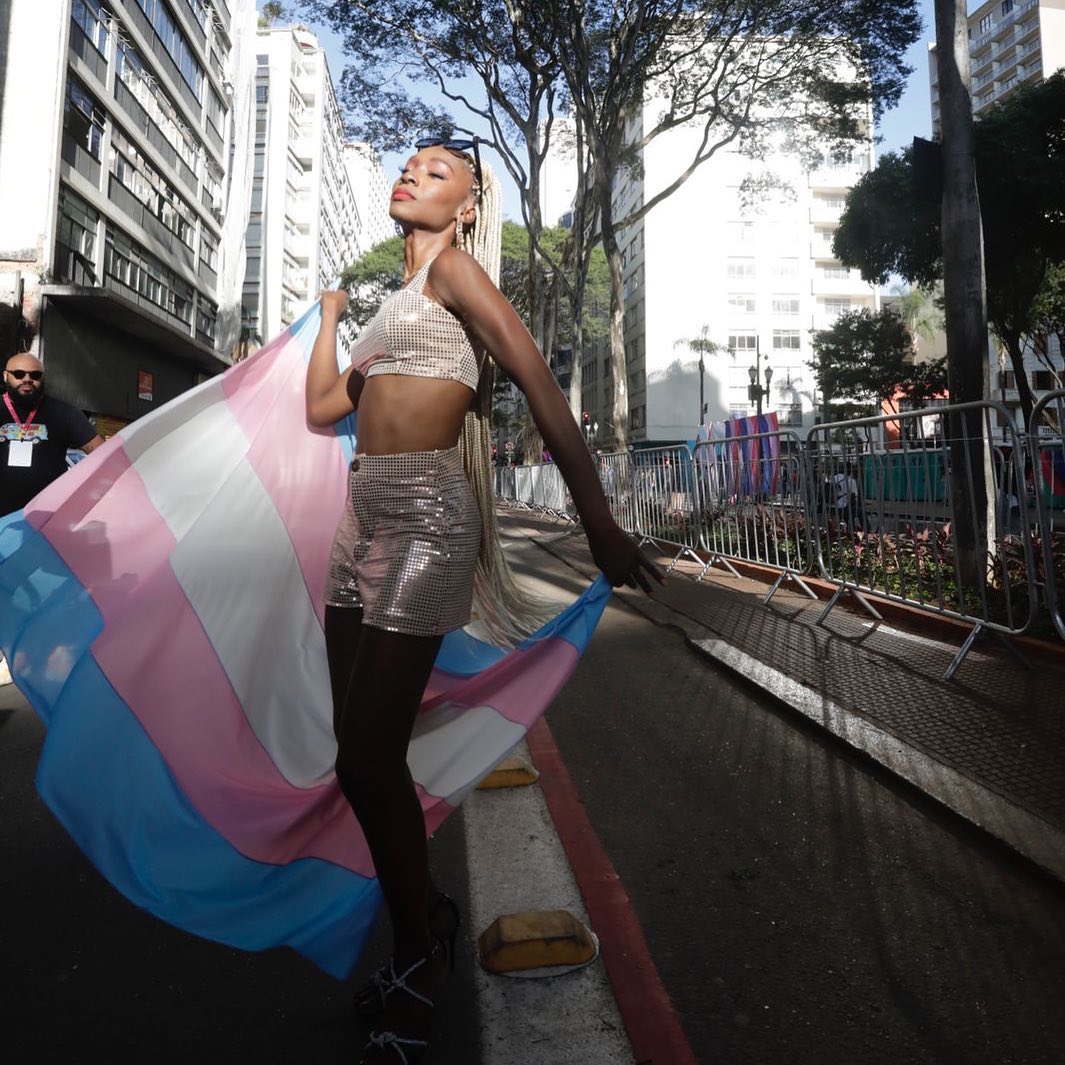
[582,411,590,424]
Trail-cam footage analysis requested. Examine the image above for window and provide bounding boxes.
[55,185,99,282]
[135,0,204,99]
[729,221,756,244]
[1033,370,1055,390]
[727,257,755,278]
[72,0,108,54]
[727,334,758,353]
[823,298,851,317]
[772,330,801,351]
[727,294,756,315]
[771,258,799,278]
[65,78,105,159]
[1001,0,1013,15]
[979,13,993,32]
[256,84,269,104]
[822,265,850,280]
[772,296,800,316]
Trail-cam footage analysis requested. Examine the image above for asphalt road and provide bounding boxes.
[519,542,1065,1065]
[4,532,1065,1064]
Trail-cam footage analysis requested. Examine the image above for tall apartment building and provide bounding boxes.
[343,141,395,256]
[241,25,359,346]
[548,107,878,446]
[0,0,251,431]
[928,0,1064,434]
[929,0,1064,129]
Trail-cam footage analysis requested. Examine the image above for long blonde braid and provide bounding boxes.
[455,158,556,645]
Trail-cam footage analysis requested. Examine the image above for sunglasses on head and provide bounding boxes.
[5,369,43,381]
[414,136,483,202]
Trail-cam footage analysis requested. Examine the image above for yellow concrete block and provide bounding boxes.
[477,910,598,974]
[476,757,540,790]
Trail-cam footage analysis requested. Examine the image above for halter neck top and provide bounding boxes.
[347,255,482,392]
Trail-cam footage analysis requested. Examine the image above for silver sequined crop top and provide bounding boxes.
[347,255,482,392]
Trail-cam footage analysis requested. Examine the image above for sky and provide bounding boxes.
[302,0,939,220]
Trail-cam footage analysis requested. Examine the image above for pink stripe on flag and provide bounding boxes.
[25,438,131,532]
[41,462,375,877]
[423,639,580,731]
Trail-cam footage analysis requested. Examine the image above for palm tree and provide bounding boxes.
[674,325,728,428]
[891,282,944,350]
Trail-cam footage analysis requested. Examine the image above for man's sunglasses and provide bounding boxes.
[5,369,43,381]
[414,136,483,201]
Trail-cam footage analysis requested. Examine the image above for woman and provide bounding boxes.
[306,138,660,1064]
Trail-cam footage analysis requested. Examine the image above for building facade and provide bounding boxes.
[342,141,395,256]
[929,0,1064,128]
[241,25,359,347]
[0,0,253,431]
[560,106,878,447]
[928,0,1065,434]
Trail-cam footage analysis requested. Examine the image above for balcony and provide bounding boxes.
[811,272,865,296]
[809,201,844,225]
[68,19,108,84]
[807,165,865,191]
[61,133,102,189]
[107,175,197,272]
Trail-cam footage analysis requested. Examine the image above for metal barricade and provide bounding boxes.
[691,430,818,605]
[629,445,702,568]
[596,450,635,535]
[1028,390,1065,640]
[496,462,575,521]
[806,401,1037,678]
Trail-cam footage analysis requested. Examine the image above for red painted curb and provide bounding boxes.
[526,716,700,1065]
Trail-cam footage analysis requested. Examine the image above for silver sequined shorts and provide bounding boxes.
[324,446,482,636]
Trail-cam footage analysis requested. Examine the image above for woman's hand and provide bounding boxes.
[320,290,349,320]
[586,520,666,595]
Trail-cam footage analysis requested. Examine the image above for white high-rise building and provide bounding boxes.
[0,0,250,431]
[343,142,394,256]
[569,106,878,445]
[242,25,359,345]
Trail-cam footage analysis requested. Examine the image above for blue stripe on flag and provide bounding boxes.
[1,513,379,979]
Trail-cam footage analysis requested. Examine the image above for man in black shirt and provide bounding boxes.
[1,353,103,517]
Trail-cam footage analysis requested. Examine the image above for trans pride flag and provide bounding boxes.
[0,302,610,980]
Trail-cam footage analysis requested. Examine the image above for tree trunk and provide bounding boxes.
[934,0,992,587]
[597,168,628,451]
[1003,330,1036,428]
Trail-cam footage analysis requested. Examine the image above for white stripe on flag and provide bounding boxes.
[408,703,525,803]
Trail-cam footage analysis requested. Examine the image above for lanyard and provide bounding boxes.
[4,392,38,434]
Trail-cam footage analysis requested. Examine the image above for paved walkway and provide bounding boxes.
[503,509,1065,887]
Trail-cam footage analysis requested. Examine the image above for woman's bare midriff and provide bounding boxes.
[355,374,475,454]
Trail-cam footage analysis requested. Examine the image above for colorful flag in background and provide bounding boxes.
[0,302,610,979]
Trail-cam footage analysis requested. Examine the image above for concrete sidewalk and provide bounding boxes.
[503,510,1065,888]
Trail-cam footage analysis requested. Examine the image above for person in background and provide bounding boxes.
[1,353,103,685]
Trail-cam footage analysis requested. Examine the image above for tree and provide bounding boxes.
[296,0,564,351]
[809,308,947,418]
[891,282,943,348]
[674,325,728,427]
[258,2,287,28]
[544,0,921,448]
[834,71,1065,427]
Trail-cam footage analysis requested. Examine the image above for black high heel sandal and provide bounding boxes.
[360,953,437,1065]
[428,891,461,974]
[352,893,462,1018]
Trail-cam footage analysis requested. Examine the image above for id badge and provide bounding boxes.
[7,439,33,467]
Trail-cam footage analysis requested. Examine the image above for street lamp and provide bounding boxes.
[748,361,773,416]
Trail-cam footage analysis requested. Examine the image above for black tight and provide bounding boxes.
[325,605,443,963]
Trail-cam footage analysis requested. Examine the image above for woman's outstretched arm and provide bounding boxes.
[306,291,362,427]
[430,250,663,594]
